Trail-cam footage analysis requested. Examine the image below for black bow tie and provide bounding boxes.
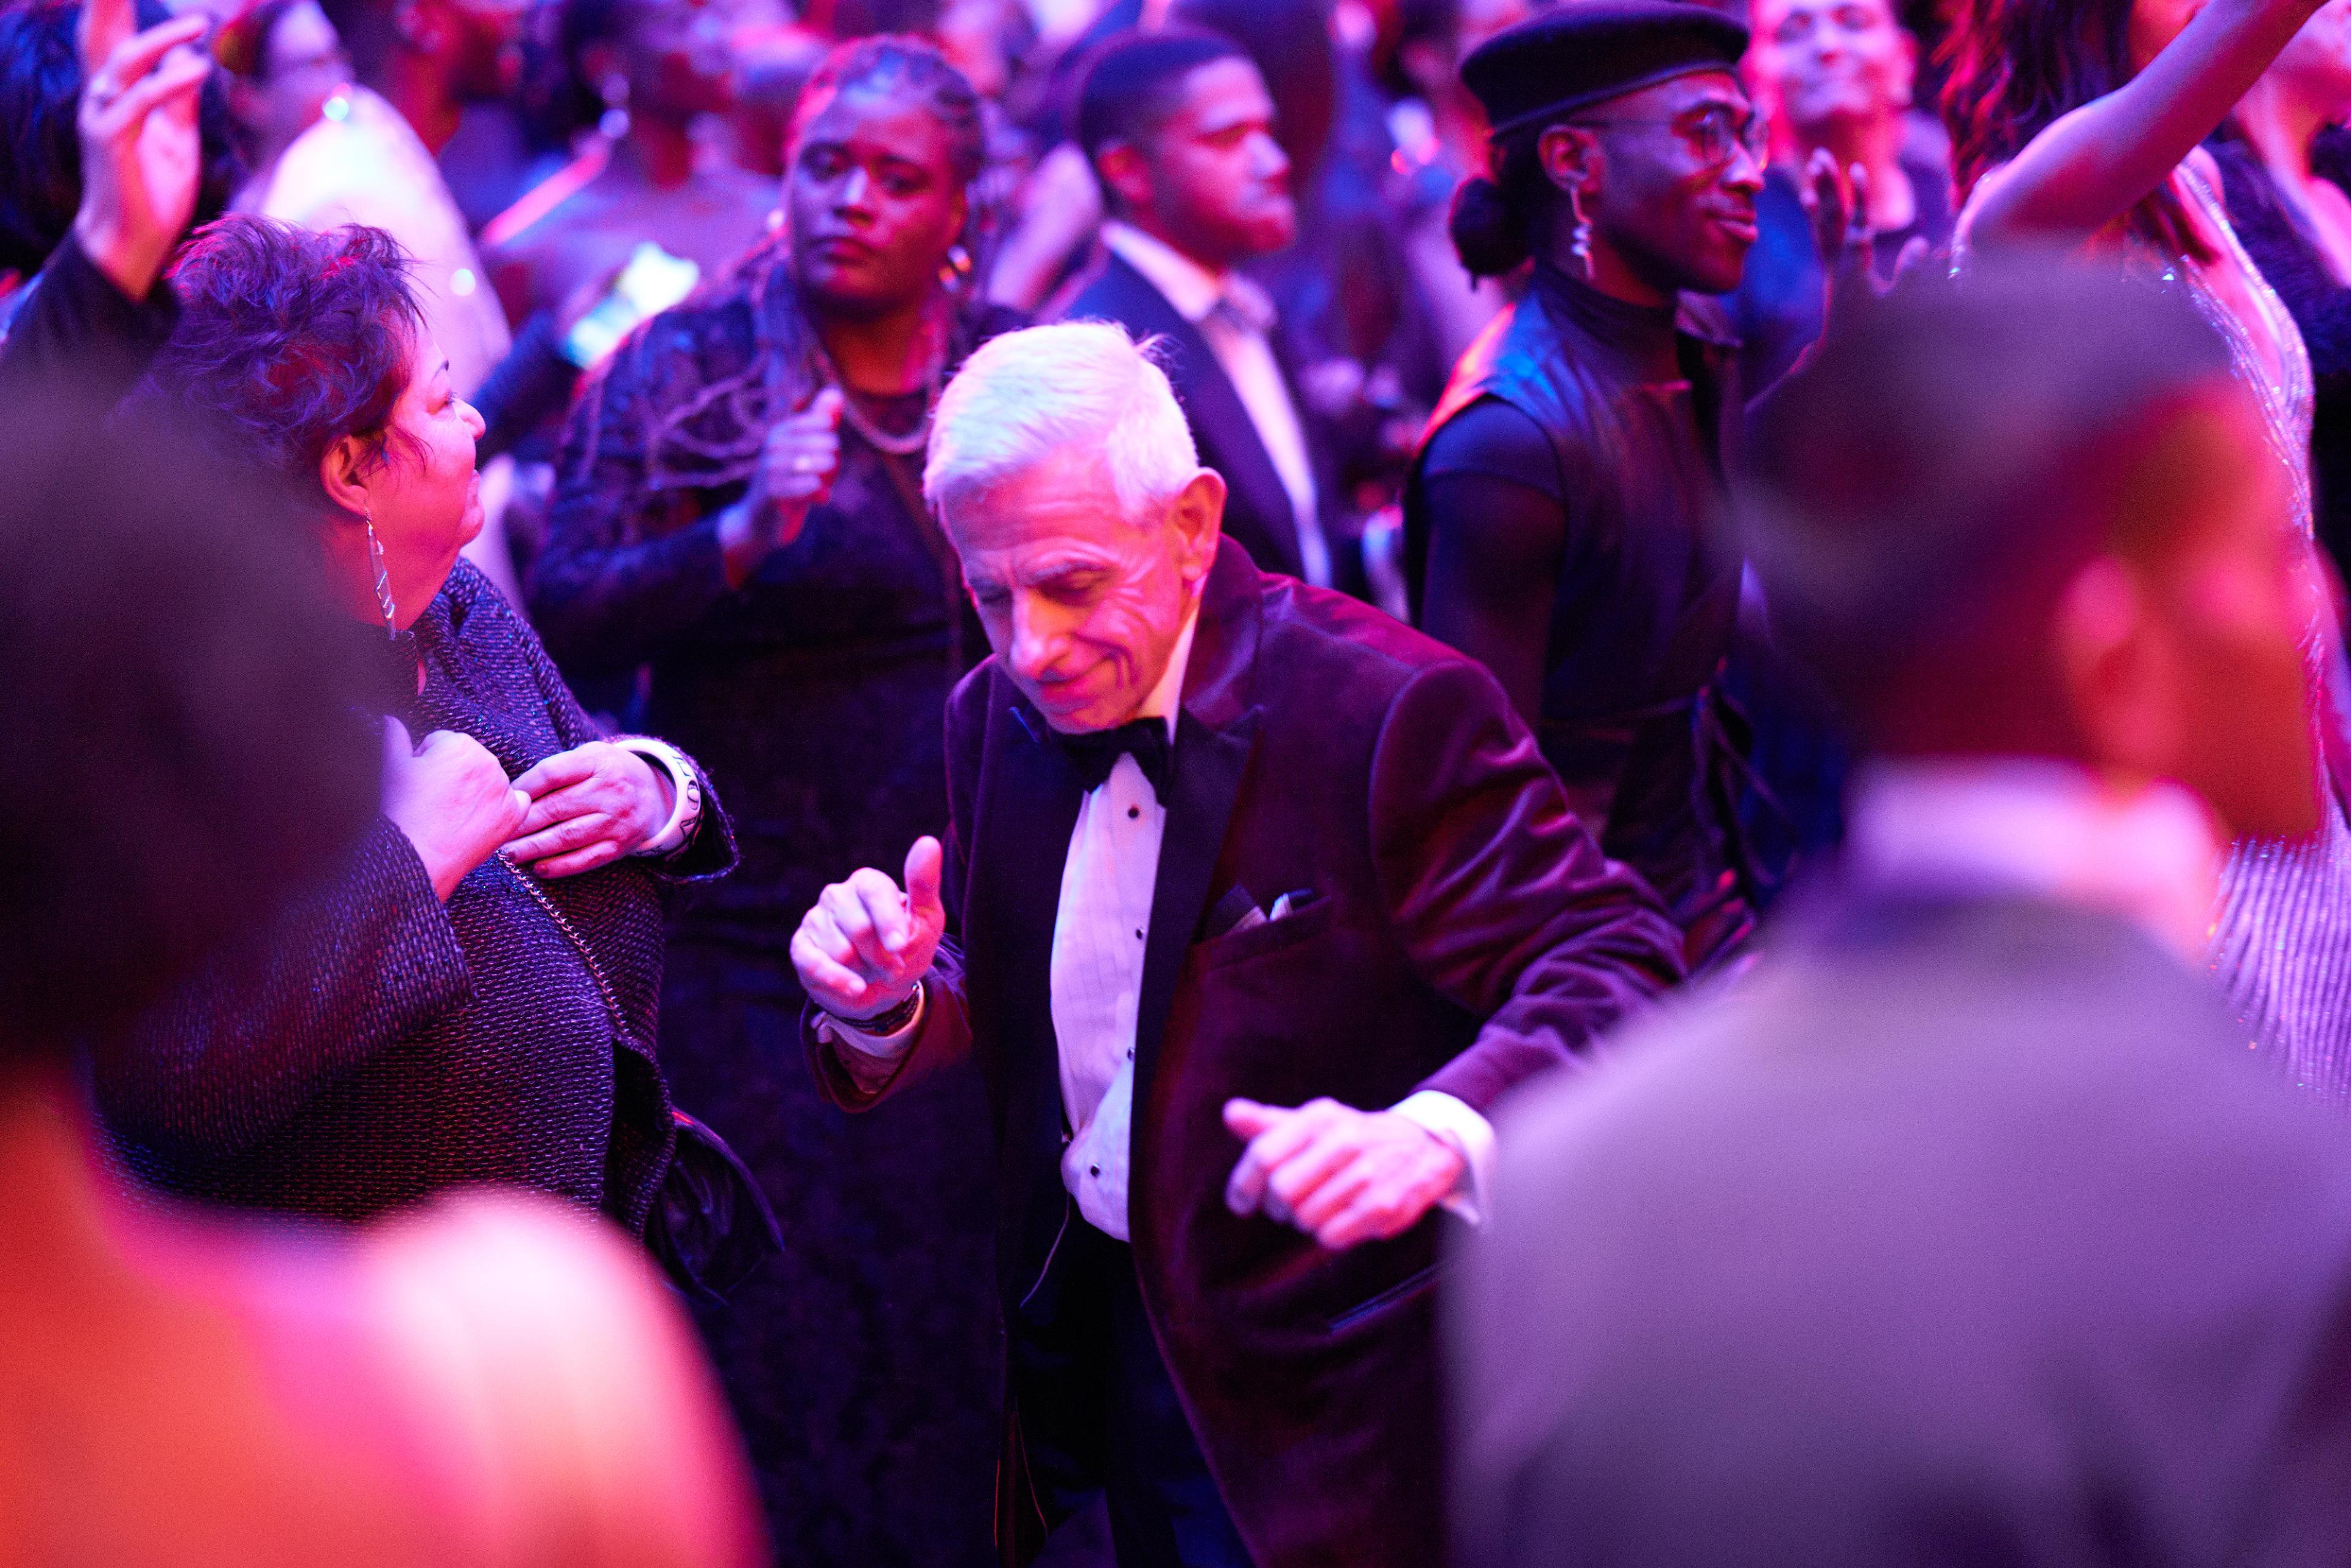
[1052,716,1173,797]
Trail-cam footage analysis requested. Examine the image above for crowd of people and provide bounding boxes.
[11,0,2351,1555]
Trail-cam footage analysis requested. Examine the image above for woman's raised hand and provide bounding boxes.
[382,718,531,902]
[74,0,209,300]
[719,388,844,587]
[503,742,676,878]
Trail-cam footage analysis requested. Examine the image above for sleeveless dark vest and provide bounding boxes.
[1404,264,1762,968]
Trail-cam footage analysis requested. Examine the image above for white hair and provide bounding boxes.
[923,320,1200,526]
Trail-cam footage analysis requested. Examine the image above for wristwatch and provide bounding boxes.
[617,736,703,857]
[830,980,924,1038]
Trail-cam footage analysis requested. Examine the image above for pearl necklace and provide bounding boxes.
[813,331,945,458]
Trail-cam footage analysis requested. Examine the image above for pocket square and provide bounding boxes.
[1207,883,1266,939]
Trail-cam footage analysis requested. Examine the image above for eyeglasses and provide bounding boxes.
[1567,103,1768,167]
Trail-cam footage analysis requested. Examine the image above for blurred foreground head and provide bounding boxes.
[1742,258,2322,839]
[0,384,379,1063]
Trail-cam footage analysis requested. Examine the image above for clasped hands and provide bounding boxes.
[382,718,675,902]
[792,844,1466,1253]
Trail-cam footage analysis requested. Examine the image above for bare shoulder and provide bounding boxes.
[355,1194,762,1568]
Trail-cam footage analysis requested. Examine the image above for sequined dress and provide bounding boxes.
[2154,161,2351,1103]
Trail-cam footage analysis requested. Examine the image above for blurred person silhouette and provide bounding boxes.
[212,0,347,188]
[2210,0,2351,582]
[0,0,241,331]
[1060,28,1361,597]
[481,0,775,343]
[1171,0,1452,612]
[0,8,759,1559]
[1726,0,1954,394]
[533,36,1021,1566]
[726,18,825,179]
[1404,3,1774,972]
[315,0,539,230]
[1717,0,1959,878]
[1455,258,2351,1568]
[238,0,511,399]
[1374,0,1532,365]
[1945,0,2351,1100]
[88,213,741,1252]
[475,0,780,599]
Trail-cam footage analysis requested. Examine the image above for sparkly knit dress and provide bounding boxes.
[2151,160,2351,1103]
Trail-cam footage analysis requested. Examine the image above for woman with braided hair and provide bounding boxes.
[533,35,1017,1564]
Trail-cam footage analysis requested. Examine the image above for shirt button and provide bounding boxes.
[1128,805,1140,819]
[1089,1165,1101,1177]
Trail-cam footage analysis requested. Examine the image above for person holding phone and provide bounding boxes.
[532,35,1024,1567]
[480,0,776,373]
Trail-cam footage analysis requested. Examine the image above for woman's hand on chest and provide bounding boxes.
[503,742,675,879]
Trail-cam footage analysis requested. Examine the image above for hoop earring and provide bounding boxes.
[366,514,399,639]
[937,243,974,293]
[1567,185,1594,280]
[598,73,631,140]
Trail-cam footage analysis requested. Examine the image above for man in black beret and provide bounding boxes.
[1404,0,1778,973]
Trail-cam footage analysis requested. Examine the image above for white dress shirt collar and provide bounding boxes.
[1843,758,2222,962]
[1103,220,1230,325]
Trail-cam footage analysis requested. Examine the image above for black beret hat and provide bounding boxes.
[1462,1,1750,138]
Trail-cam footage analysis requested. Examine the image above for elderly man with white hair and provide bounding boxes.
[790,321,1681,1568]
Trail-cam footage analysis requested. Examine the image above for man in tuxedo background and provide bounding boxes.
[1452,263,2351,1567]
[1055,29,1361,600]
[790,321,1681,1568]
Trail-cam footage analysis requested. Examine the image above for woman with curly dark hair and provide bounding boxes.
[533,34,1017,1564]
[1943,0,2351,1098]
[97,216,740,1241]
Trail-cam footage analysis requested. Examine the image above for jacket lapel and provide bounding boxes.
[1131,544,1267,1123]
[968,688,1087,1261]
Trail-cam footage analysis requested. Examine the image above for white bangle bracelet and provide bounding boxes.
[617,737,702,857]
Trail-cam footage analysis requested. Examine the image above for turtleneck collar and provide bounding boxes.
[1533,261,1685,381]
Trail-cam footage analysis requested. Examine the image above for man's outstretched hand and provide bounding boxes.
[74,0,209,301]
[1224,1097,1464,1251]
[792,836,947,1024]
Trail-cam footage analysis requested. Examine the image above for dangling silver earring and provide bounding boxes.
[366,514,399,639]
[1567,185,1594,280]
[598,73,631,140]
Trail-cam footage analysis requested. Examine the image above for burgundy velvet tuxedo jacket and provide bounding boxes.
[806,542,1683,1567]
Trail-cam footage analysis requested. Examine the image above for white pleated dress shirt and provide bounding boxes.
[1100,221,1331,590]
[828,605,1494,1239]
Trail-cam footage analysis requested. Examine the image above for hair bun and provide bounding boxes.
[1449,174,1530,281]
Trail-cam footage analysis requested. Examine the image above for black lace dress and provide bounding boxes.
[534,239,1019,1566]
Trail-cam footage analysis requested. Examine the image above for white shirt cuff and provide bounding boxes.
[1390,1089,1496,1229]
[813,988,926,1061]
[615,737,699,857]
